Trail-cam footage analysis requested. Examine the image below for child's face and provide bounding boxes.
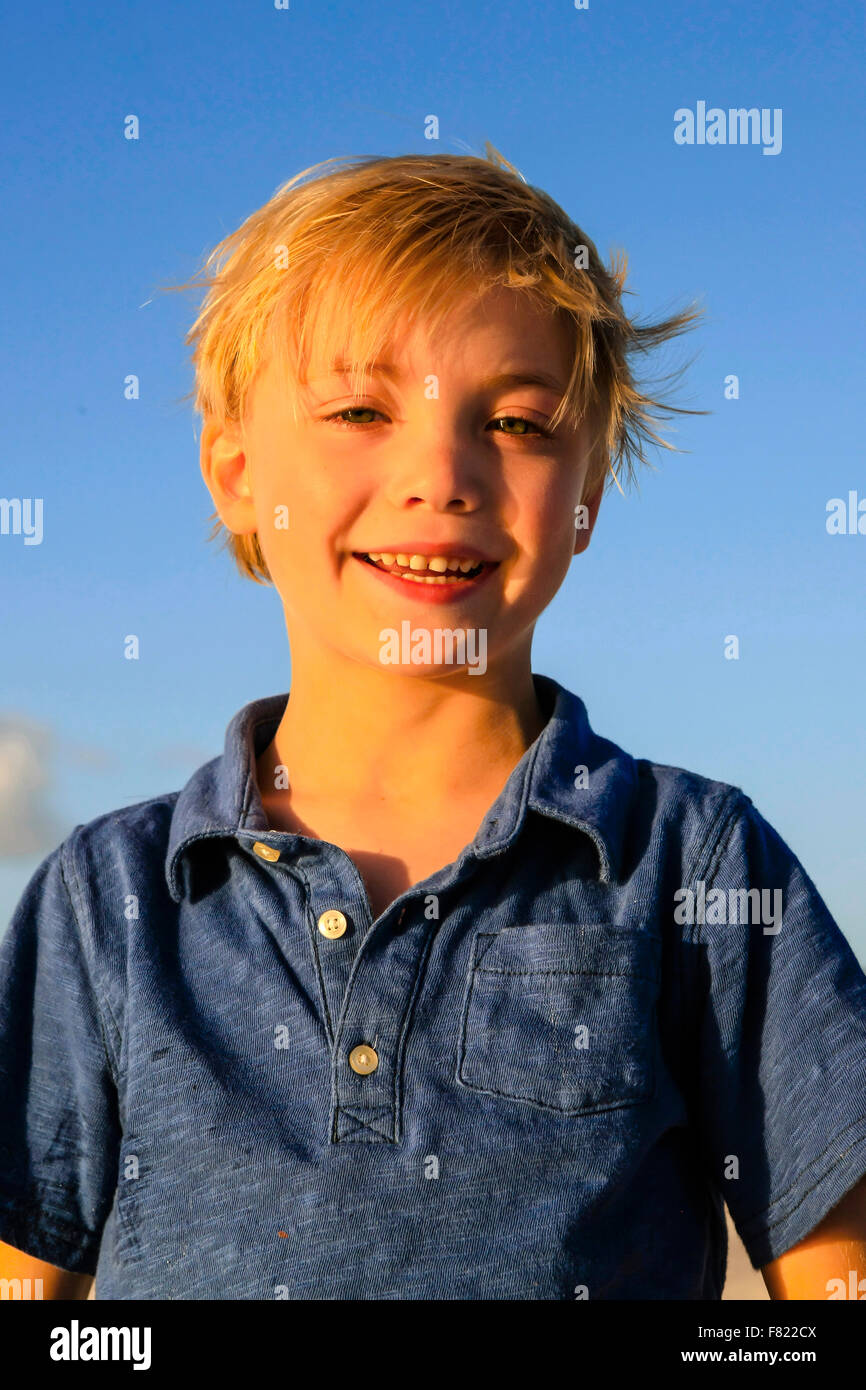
[202,285,602,678]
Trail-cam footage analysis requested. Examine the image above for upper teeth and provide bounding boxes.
[366,553,480,573]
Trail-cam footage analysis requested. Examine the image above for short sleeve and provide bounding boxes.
[684,793,866,1269]
[0,841,121,1274]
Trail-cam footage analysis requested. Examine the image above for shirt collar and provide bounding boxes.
[165,674,637,902]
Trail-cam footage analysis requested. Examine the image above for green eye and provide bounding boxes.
[491,416,547,437]
[324,408,551,437]
[325,407,383,428]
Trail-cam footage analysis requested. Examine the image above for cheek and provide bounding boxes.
[517,472,582,560]
[251,448,358,577]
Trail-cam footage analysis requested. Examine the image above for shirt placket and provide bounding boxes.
[303,842,443,1145]
[251,836,480,1146]
[296,842,372,1049]
[329,890,441,1145]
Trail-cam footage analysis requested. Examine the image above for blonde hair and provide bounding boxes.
[166,144,707,584]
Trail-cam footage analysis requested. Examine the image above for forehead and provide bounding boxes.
[249,284,579,429]
[301,285,573,380]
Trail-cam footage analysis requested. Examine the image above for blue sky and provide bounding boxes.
[1,0,864,957]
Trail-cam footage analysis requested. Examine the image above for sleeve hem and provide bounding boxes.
[0,1191,100,1276]
[735,1120,866,1269]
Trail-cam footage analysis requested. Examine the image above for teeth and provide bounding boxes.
[400,574,465,584]
[365,551,483,570]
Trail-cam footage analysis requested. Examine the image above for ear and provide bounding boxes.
[199,417,258,536]
[573,482,603,556]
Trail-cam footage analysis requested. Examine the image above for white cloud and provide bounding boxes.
[0,716,66,857]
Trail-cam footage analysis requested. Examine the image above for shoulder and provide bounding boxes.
[541,676,750,886]
[8,789,184,933]
[60,789,181,890]
[38,788,190,970]
[627,752,749,879]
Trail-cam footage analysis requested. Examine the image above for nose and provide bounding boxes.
[384,421,488,513]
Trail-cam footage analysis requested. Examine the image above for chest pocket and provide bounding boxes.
[456,922,660,1114]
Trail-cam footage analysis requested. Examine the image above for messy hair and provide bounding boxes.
[167,144,706,584]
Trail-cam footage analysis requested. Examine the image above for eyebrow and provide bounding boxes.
[319,361,567,394]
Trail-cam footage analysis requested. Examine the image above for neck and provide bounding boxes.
[256,637,546,814]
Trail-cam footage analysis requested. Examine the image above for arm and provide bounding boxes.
[0,1245,93,1295]
[685,793,866,1292]
[0,844,120,1301]
[0,1238,94,1299]
[760,1174,866,1299]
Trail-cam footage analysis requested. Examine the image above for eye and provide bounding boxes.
[323,406,385,429]
[321,407,553,437]
[488,415,551,438]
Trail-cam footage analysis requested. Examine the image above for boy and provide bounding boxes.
[1,148,865,1301]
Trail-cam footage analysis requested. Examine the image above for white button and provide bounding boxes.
[317,909,348,939]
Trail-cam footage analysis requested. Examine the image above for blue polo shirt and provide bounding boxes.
[2,674,866,1300]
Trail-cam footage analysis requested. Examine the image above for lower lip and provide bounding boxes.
[353,555,499,604]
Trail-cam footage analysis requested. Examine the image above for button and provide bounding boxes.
[252,841,280,862]
[317,908,348,939]
[348,1044,379,1075]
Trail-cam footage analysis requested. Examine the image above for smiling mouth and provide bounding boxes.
[353,552,496,584]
